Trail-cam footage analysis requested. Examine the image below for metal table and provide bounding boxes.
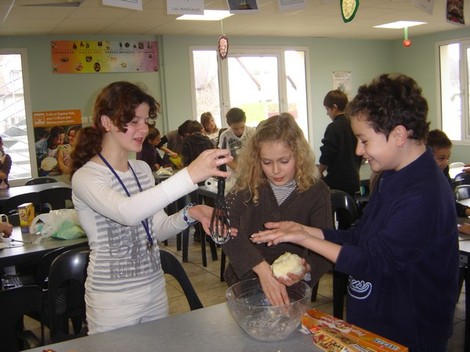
[28,303,320,352]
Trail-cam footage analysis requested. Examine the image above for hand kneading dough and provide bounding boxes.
[271,252,303,279]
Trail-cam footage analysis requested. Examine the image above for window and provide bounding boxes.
[0,49,33,182]
[439,40,470,142]
[191,47,310,140]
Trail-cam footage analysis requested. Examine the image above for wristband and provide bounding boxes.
[303,272,312,282]
[182,203,198,226]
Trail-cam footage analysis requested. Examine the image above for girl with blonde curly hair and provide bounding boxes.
[222,113,332,306]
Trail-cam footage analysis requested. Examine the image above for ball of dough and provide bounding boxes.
[271,252,304,279]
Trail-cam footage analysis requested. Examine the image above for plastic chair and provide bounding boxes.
[2,192,42,225]
[39,187,73,211]
[455,184,470,201]
[160,248,203,310]
[0,285,44,352]
[452,172,470,190]
[329,189,360,319]
[25,177,58,185]
[46,247,89,341]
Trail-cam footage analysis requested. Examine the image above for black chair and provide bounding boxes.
[160,248,203,310]
[2,192,42,225]
[46,247,89,342]
[0,285,44,352]
[454,184,470,201]
[329,189,360,319]
[25,177,58,185]
[452,172,470,190]
[39,187,73,211]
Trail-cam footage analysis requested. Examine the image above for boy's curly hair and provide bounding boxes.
[231,113,320,205]
[346,73,429,141]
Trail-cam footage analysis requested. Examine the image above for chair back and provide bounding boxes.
[39,187,73,211]
[452,172,470,190]
[0,285,44,352]
[2,193,42,225]
[35,246,68,288]
[25,177,58,185]
[47,247,89,341]
[454,184,470,201]
[330,189,359,229]
[329,189,360,319]
[160,248,203,310]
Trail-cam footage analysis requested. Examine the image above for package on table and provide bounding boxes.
[302,309,408,352]
[18,202,35,232]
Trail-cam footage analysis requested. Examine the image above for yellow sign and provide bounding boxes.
[33,109,82,127]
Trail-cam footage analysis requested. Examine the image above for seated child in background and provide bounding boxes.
[427,129,470,217]
[181,120,214,167]
[137,127,165,172]
[218,107,256,171]
[200,112,219,147]
[252,74,459,351]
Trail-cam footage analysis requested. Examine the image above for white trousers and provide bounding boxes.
[85,278,169,335]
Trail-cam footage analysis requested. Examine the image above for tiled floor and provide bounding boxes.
[26,234,466,351]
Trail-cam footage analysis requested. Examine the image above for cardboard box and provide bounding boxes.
[302,309,408,352]
[18,202,35,233]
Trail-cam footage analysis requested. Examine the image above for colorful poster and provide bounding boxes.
[33,110,83,177]
[51,40,158,74]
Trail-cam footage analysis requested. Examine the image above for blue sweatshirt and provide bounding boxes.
[323,147,459,349]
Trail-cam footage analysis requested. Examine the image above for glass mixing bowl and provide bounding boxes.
[226,278,311,341]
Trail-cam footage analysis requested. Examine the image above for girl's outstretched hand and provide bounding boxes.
[263,220,305,233]
[187,149,233,184]
[251,228,310,247]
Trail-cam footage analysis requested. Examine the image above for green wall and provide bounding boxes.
[1,27,470,176]
[160,35,393,158]
[393,26,470,163]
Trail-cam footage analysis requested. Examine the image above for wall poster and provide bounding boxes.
[33,110,83,177]
[51,40,158,74]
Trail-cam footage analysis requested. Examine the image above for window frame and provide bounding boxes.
[437,38,470,145]
[0,48,36,184]
[189,45,312,142]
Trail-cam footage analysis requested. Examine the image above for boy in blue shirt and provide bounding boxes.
[252,74,459,351]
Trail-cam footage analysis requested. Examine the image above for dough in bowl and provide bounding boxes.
[271,252,304,279]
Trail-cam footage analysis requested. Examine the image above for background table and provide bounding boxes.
[0,182,71,206]
[28,303,320,352]
[0,226,87,268]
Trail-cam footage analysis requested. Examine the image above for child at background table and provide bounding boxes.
[218,107,255,171]
[222,113,332,306]
[252,74,459,351]
[137,127,165,172]
[200,112,219,147]
[70,81,232,335]
[427,128,470,217]
[181,120,214,167]
[0,221,13,238]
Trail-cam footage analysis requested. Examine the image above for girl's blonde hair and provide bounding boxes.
[232,113,320,204]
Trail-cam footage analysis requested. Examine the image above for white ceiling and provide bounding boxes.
[0,0,468,40]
